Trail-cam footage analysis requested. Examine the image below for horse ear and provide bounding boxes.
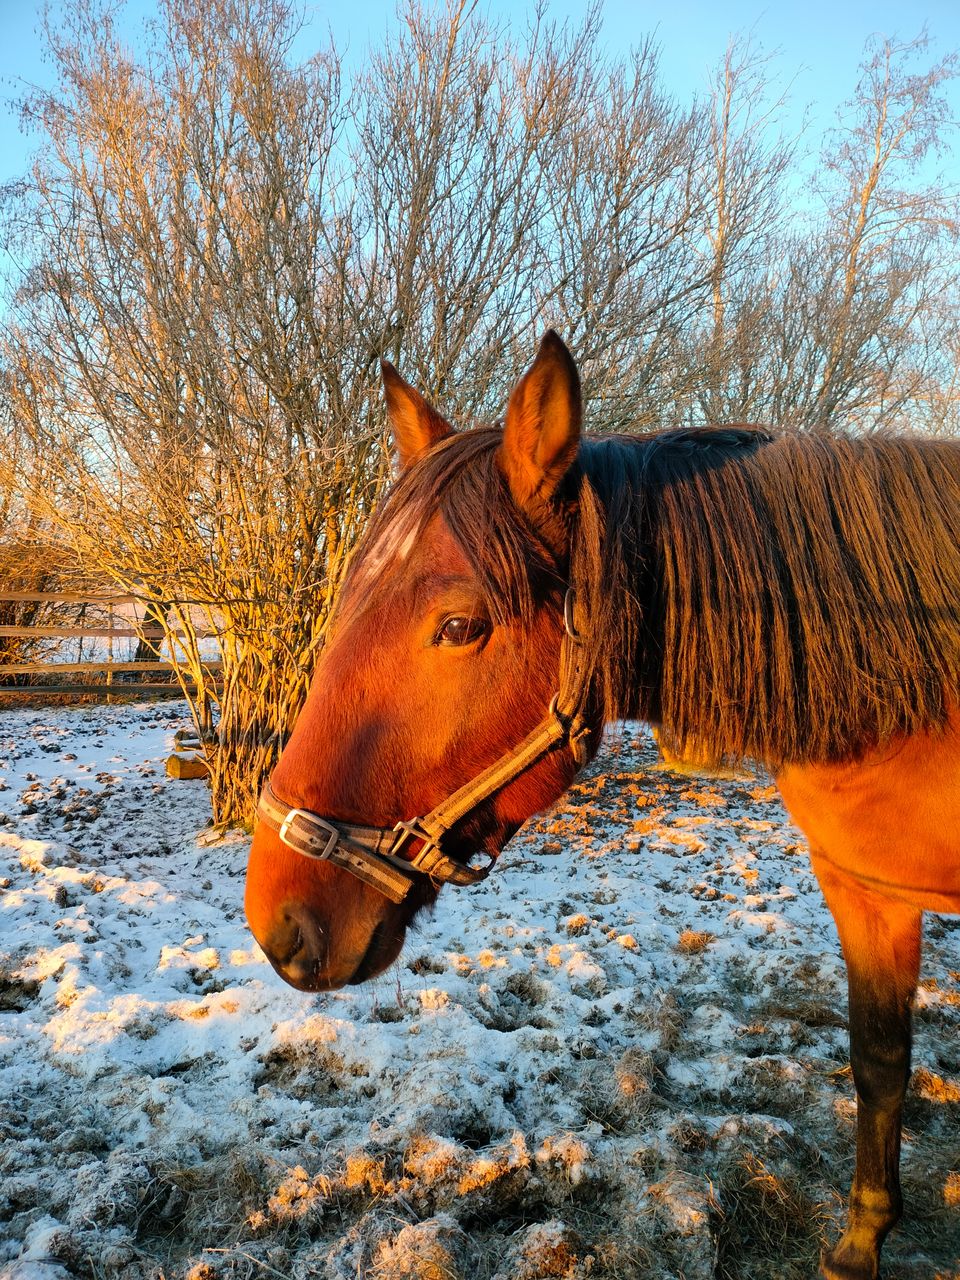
[499,330,581,512]
[381,360,452,470]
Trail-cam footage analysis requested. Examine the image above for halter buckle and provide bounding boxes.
[278,807,339,860]
[392,817,495,884]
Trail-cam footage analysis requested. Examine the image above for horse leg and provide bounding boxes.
[812,853,922,1280]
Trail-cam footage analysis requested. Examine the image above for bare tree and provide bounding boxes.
[685,38,796,424]
[677,33,960,433]
[809,34,960,426]
[343,2,716,430]
[0,0,721,822]
[725,34,960,432]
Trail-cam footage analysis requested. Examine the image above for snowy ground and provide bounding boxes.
[1,702,959,1280]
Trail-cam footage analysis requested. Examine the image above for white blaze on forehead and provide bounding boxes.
[357,507,423,584]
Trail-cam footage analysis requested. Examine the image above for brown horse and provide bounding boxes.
[245,333,960,1280]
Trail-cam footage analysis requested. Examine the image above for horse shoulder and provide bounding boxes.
[776,710,960,914]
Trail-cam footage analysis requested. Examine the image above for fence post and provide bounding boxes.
[106,604,114,705]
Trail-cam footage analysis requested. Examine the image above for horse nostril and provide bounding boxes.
[254,902,363,992]
[272,920,303,967]
[262,904,324,974]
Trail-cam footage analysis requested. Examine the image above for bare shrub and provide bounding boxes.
[1,0,720,821]
[0,534,76,677]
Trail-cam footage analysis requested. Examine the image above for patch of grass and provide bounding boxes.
[576,1049,662,1134]
[408,955,446,976]
[626,989,686,1054]
[713,1151,825,1280]
[912,1066,960,1104]
[0,971,41,1011]
[134,1150,275,1265]
[676,929,715,954]
[369,1216,470,1280]
[894,1140,960,1272]
[728,1057,815,1119]
[753,993,847,1030]
[253,1042,351,1099]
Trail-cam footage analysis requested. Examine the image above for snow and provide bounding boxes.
[1,703,959,1278]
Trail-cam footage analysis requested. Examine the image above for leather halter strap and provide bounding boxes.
[256,588,592,904]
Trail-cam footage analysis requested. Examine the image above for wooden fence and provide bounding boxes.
[0,590,222,700]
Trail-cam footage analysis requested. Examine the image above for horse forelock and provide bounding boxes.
[343,428,562,628]
[347,503,425,602]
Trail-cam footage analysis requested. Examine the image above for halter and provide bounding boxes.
[256,588,593,904]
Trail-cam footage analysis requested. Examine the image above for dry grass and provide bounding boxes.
[912,1066,960,1104]
[713,1152,825,1280]
[578,1048,659,1133]
[491,1220,585,1279]
[677,929,716,954]
[626,989,687,1053]
[135,1151,274,1266]
[370,1216,470,1280]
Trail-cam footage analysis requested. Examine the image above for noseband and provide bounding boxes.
[256,588,592,904]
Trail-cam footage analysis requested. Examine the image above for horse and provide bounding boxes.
[244,332,960,1280]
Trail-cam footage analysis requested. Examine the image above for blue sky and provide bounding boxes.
[1,0,959,186]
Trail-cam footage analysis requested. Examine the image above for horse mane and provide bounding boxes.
[351,424,960,767]
[578,427,960,765]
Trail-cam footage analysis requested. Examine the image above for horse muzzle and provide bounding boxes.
[245,819,415,990]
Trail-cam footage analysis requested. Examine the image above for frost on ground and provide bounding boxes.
[1,703,959,1280]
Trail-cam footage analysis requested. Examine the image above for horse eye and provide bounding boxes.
[435,615,489,647]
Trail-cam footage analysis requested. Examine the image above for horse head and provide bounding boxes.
[244,333,597,990]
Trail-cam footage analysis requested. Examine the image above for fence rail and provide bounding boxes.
[0,661,221,675]
[0,684,207,697]
[0,590,220,701]
[0,625,207,639]
[0,590,142,604]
